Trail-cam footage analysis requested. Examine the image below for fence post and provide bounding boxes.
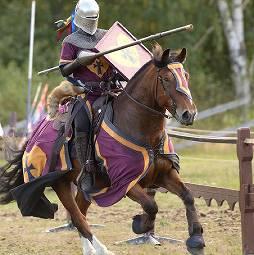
[237,128,254,255]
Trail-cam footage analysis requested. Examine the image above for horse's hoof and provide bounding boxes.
[82,245,96,255]
[92,235,115,255]
[81,237,96,255]
[103,250,115,255]
[186,234,205,249]
[132,215,142,234]
[132,214,154,234]
[187,247,205,255]
[94,246,115,255]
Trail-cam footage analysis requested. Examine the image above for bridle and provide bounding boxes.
[118,65,179,120]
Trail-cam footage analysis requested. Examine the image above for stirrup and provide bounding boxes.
[78,171,93,190]
[78,170,93,201]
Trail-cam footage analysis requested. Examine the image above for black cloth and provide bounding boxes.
[11,171,69,219]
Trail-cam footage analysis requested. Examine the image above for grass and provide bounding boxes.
[179,143,241,189]
[0,143,249,255]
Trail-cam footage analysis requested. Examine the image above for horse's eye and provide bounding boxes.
[163,77,169,82]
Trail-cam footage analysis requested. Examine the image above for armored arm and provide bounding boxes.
[60,51,97,77]
[60,60,81,77]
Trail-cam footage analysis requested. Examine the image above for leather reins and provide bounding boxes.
[118,66,178,120]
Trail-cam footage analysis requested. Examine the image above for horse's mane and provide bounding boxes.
[127,43,173,86]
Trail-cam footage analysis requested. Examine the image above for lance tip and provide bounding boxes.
[37,71,45,76]
[186,24,194,31]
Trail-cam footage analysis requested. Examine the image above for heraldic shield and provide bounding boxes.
[95,21,152,81]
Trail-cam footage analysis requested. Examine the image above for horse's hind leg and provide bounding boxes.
[127,184,158,234]
[156,168,205,249]
[53,178,96,255]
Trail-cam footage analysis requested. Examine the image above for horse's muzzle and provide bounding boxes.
[181,110,196,125]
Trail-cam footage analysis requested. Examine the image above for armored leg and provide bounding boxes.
[73,102,95,200]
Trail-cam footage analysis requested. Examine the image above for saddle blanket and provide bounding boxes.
[22,97,92,183]
[91,105,175,207]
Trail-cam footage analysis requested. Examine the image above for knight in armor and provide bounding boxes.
[48,0,121,198]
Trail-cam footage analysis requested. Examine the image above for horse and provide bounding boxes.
[0,44,205,255]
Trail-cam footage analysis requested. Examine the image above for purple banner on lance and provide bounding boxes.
[95,21,152,81]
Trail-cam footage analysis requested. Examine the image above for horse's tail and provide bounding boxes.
[0,140,27,204]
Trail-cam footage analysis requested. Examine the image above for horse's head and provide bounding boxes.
[152,45,197,125]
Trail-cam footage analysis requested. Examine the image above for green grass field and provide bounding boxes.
[0,143,250,255]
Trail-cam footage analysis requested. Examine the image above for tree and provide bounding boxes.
[1,1,254,125]
[216,0,250,103]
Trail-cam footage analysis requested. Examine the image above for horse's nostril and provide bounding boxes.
[182,111,192,122]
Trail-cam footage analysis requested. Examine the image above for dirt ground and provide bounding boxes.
[0,144,244,254]
[0,189,241,255]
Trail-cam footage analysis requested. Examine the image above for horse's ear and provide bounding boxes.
[161,48,171,65]
[175,48,187,63]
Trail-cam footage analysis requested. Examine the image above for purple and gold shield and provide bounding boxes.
[95,22,152,81]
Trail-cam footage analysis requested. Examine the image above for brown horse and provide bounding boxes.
[0,45,204,254]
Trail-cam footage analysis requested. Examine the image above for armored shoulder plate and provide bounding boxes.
[62,28,107,49]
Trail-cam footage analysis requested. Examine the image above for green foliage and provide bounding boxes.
[0,62,27,122]
[0,0,253,125]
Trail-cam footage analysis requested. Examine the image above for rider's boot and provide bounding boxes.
[75,132,96,201]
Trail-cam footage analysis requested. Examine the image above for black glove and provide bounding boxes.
[59,60,82,77]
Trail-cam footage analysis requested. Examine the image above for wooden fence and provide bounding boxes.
[167,127,254,255]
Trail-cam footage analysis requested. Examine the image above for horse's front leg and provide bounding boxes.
[76,190,115,255]
[127,183,158,234]
[155,159,205,250]
[53,170,96,255]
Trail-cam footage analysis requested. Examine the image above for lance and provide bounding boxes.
[38,24,193,76]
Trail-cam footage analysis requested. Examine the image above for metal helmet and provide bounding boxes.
[74,0,100,35]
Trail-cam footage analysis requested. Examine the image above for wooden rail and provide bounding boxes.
[168,129,237,144]
[170,126,254,136]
